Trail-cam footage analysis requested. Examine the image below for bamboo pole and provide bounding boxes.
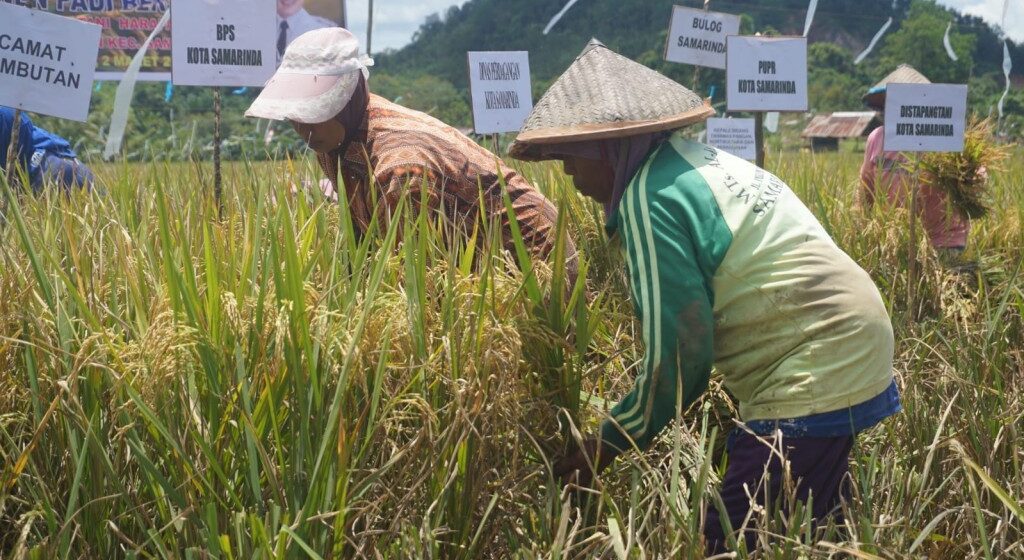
[754,111,765,168]
[907,157,922,318]
[5,109,23,188]
[214,88,223,215]
[366,0,374,55]
[691,0,711,91]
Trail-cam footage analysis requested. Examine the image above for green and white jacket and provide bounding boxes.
[601,133,895,452]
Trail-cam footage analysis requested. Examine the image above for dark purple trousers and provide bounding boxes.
[704,430,853,555]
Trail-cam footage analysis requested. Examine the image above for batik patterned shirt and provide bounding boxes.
[317,94,575,270]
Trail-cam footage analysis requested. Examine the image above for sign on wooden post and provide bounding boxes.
[725,36,808,112]
[172,0,278,87]
[467,51,533,135]
[882,82,968,316]
[171,0,276,212]
[705,117,756,161]
[0,4,102,122]
[725,36,807,167]
[664,5,740,70]
[883,83,968,153]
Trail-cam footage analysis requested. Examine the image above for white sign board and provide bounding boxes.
[0,4,101,122]
[883,83,968,153]
[665,6,741,70]
[172,0,277,87]
[706,117,756,161]
[467,51,533,135]
[726,36,808,112]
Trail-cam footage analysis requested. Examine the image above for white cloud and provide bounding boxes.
[936,0,1021,42]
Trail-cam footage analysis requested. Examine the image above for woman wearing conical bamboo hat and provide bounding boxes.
[511,39,899,554]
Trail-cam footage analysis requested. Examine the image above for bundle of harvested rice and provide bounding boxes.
[919,118,1012,219]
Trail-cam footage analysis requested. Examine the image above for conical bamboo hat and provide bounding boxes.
[863,64,931,108]
[510,39,714,160]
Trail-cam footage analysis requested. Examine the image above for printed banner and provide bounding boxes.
[884,83,967,153]
[0,3,102,121]
[0,0,341,80]
[172,0,276,87]
[726,36,808,112]
[467,51,533,135]
[664,5,741,70]
[274,0,341,61]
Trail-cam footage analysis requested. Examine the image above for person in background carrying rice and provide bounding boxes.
[510,40,900,555]
[860,64,982,264]
[246,28,576,279]
[1,107,95,193]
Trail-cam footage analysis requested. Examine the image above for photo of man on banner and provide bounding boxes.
[276,0,341,58]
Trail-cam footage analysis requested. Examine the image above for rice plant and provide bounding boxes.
[0,148,1021,558]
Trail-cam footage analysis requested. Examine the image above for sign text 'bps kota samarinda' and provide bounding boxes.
[171,0,276,87]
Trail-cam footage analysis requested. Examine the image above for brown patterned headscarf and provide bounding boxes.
[316,74,372,231]
[330,74,370,162]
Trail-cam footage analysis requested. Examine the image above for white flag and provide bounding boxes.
[998,41,1012,119]
[855,17,892,65]
[543,0,581,35]
[803,0,818,36]
[103,10,171,160]
[943,22,959,61]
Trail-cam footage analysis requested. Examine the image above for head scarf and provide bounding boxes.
[541,132,667,217]
[314,74,372,234]
[329,73,370,158]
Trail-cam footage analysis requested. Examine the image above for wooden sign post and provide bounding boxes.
[171,0,277,212]
[467,51,534,148]
[725,36,808,169]
[883,82,968,314]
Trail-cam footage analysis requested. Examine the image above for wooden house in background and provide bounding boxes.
[801,111,881,151]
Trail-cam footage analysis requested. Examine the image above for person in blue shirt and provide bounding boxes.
[1,107,95,193]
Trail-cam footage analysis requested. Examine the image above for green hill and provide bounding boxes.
[376,0,1018,85]
[371,0,1021,130]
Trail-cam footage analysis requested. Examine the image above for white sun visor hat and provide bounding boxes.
[245,27,373,124]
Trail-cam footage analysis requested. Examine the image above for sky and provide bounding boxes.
[340,0,1021,54]
[343,0,470,53]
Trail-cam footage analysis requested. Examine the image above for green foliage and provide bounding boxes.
[877,0,976,83]
[808,43,872,112]
[32,84,305,162]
